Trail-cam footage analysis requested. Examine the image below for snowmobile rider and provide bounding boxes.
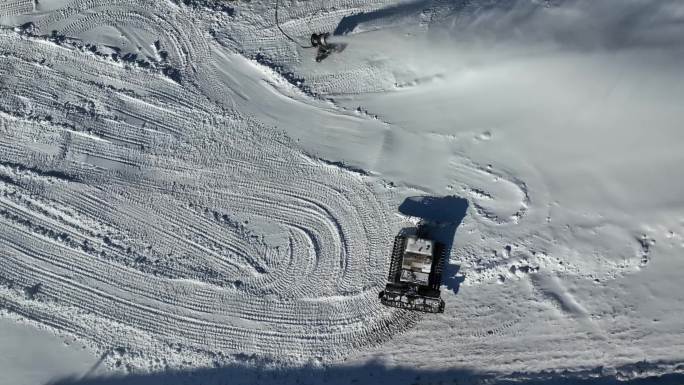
[311,32,333,62]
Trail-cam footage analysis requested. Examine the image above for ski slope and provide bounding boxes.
[1,0,684,383]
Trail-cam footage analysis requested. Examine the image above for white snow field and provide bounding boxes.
[1,0,684,384]
[0,316,101,385]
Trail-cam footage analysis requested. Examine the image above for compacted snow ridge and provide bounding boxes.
[1,0,684,383]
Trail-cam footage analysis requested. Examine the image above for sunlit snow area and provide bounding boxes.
[1,0,684,384]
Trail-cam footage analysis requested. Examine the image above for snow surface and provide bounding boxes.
[0,315,100,384]
[1,0,684,383]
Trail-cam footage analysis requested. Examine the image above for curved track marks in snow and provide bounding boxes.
[0,0,33,17]
[0,28,419,367]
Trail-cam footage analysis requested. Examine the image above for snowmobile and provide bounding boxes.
[310,32,347,62]
[379,228,446,313]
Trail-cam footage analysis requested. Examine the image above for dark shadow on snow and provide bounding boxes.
[332,0,684,52]
[333,0,433,35]
[398,195,468,295]
[48,359,684,385]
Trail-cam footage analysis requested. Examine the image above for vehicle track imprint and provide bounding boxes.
[0,0,33,16]
[0,27,420,368]
[446,157,531,226]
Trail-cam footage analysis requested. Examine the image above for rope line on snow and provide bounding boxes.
[275,0,314,48]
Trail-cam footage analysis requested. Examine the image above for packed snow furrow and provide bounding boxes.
[151,176,360,281]
[0,254,264,353]
[106,104,186,138]
[0,143,33,166]
[0,237,395,355]
[0,0,33,16]
[0,236,106,291]
[225,194,359,296]
[448,158,530,225]
[0,182,406,358]
[1,225,251,326]
[157,205,272,275]
[0,136,382,302]
[0,223,177,297]
[0,64,179,145]
[108,192,261,278]
[58,10,193,79]
[1,29,195,113]
[86,195,249,283]
[0,200,96,255]
[0,18,419,364]
[0,296,95,346]
[307,66,397,96]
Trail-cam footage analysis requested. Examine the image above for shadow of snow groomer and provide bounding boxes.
[379,196,468,313]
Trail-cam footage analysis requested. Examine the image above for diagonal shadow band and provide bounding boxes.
[49,358,684,385]
[333,0,433,35]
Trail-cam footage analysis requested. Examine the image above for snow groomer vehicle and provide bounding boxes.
[379,226,446,313]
